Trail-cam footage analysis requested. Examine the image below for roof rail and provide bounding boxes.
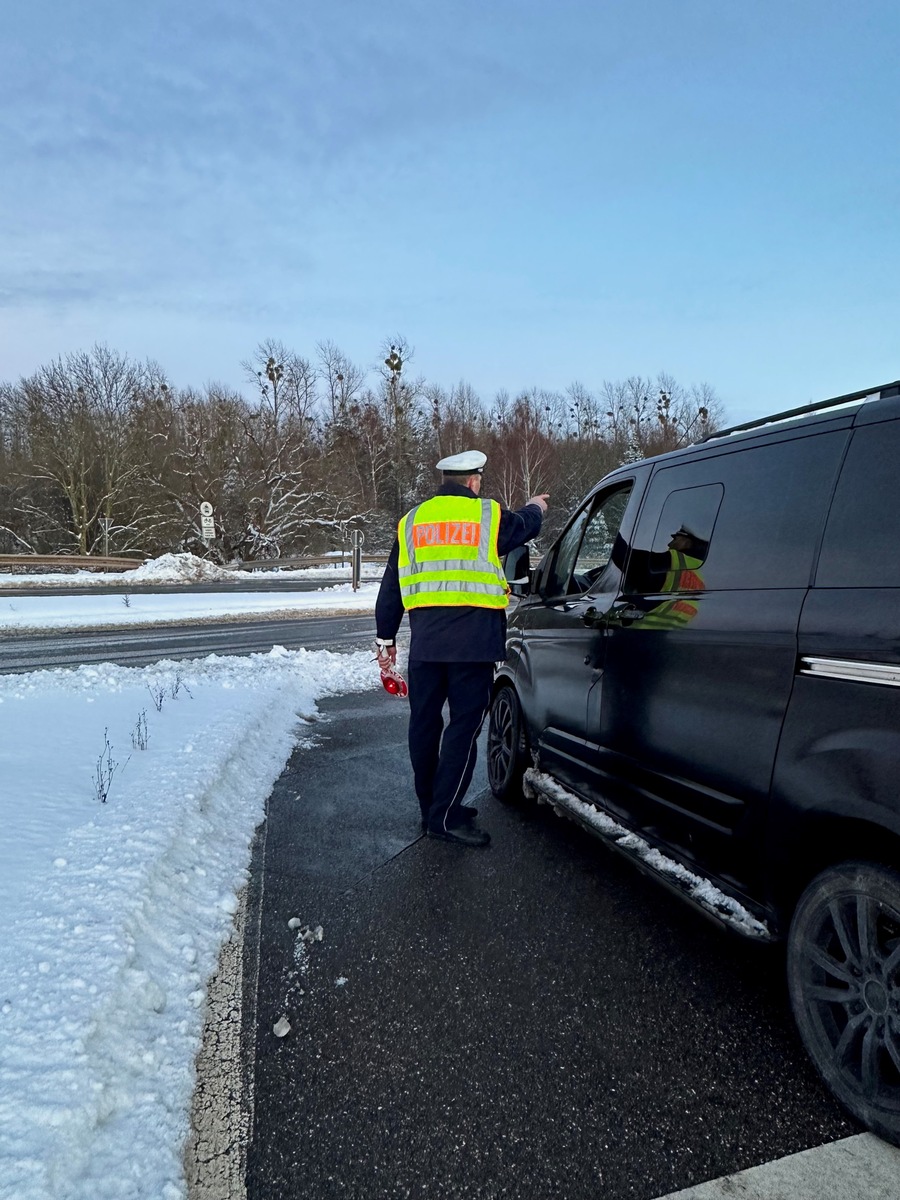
[701,380,900,443]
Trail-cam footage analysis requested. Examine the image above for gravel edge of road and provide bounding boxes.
[185,802,268,1200]
[184,885,251,1200]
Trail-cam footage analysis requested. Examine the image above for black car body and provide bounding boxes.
[487,381,900,1144]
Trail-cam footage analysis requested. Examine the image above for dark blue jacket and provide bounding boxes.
[375,482,544,663]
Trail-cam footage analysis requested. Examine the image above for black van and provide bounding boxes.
[486,380,900,1144]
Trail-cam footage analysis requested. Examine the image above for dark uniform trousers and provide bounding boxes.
[407,660,495,832]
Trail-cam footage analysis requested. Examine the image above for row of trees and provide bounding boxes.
[0,340,725,561]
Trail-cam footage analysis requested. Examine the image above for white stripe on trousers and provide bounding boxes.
[441,677,493,832]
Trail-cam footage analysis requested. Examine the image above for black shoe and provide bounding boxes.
[421,806,479,833]
[426,824,491,848]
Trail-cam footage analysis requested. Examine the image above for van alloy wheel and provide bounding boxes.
[787,862,900,1146]
[487,685,528,802]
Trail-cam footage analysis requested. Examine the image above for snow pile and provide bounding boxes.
[0,647,376,1200]
[523,769,770,939]
[128,553,234,583]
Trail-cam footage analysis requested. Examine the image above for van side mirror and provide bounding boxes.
[504,544,531,596]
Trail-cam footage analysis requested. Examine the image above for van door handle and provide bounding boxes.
[610,603,645,625]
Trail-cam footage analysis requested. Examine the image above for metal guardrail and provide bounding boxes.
[234,554,389,571]
[0,554,144,571]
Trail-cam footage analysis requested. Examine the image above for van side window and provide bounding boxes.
[817,422,900,588]
[624,433,846,591]
[648,484,723,575]
[543,484,633,597]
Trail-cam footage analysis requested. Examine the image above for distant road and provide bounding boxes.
[0,577,382,598]
[0,613,377,673]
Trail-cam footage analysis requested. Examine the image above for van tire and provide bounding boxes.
[487,685,528,802]
[787,861,900,1146]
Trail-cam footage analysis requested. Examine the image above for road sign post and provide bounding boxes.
[351,529,364,591]
[199,501,215,543]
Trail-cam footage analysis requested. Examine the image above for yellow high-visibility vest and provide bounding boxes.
[397,495,508,610]
[640,551,705,630]
[662,550,704,594]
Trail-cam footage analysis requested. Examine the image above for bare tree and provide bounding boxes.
[0,338,729,561]
[376,336,429,520]
[317,340,365,424]
[142,383,249,559]
[485,390,555,509]
[16,345,164,554]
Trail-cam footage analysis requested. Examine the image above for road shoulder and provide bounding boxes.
[184,877,257,1200]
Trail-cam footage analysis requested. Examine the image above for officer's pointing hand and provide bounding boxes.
[527,494,550,513]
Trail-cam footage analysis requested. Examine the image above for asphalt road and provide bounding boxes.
[2,597,876,1195]
[0,613,376,673]
[243,688,854,1200]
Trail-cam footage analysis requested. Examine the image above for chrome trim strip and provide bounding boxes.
[800,657,900,688]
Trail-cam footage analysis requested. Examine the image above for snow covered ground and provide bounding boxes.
[0,567,386,1199]
[0,553,381,632]
[0,583,379,632]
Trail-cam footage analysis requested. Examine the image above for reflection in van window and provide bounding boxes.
[626,434,847,591]
[650,484,723,568]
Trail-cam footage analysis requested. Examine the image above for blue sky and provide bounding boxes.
[1,0,898,424]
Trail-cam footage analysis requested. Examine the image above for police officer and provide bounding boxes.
[375,450,548,847]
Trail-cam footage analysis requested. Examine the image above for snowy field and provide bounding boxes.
[0,646,377,1200]
[0,583,379,632]
[0,553,380,632]
[0,558,386,1197]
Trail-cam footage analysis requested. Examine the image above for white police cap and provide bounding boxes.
[436,450,487,473]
